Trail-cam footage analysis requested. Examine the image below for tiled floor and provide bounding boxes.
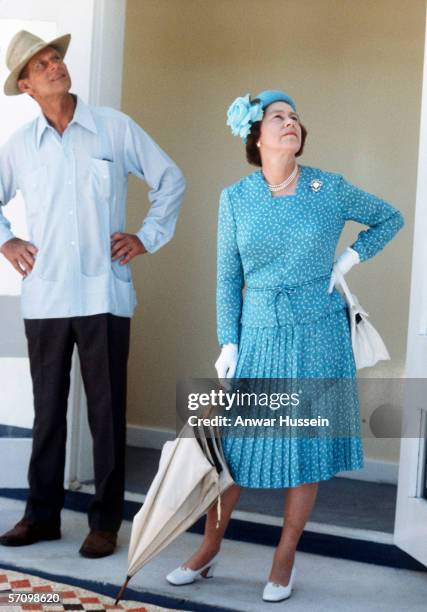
[0,566,175,612]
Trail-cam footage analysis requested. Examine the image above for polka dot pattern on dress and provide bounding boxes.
[216,164,404,488]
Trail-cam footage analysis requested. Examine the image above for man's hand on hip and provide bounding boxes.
[111,232,147,265]
[0,238,38,277]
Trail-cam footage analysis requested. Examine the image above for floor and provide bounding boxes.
[1,497,426,612]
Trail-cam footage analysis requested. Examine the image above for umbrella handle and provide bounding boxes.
[216,491,222,528]
[114,575,131,606]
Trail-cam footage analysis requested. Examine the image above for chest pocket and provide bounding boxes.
[20,165,48,217]
[90,158,114,200]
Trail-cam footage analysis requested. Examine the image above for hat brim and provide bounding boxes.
[4,33,71,96]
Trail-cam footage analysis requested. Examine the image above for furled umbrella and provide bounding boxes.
[115,421,234,604]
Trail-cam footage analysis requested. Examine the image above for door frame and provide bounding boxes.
[393,3,427,568]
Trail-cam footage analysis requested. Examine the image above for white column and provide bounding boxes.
[394,3,427,568]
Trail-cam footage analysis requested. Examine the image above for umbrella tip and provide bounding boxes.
[114,575,131,606]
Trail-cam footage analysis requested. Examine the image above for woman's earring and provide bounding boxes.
[256,142,261,148]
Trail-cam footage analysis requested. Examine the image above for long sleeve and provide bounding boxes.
[0,141,17,248]
[124,117,186,254]
[339,175,404,262]
[216,188,244,346]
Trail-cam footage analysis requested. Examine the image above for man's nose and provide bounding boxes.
[48,60,59,72]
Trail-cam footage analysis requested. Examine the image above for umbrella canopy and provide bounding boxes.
[116,421,234,603]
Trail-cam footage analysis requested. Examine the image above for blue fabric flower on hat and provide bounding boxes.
[226,94,264,141]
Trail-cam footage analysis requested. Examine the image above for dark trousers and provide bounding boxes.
[23,314,130,532]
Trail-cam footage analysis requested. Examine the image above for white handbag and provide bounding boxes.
[333,264,390,369]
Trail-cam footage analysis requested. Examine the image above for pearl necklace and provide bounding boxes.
[265,164,299,192]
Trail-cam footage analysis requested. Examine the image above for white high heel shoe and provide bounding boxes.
[262,565,296,602]
[166,554,219,586]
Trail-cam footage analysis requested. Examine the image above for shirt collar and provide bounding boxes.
[35,95,97,149]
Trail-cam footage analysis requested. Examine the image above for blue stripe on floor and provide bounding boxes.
[0,425,32,438]
[1,489,425,573]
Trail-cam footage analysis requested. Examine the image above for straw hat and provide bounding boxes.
[4,30,71,96]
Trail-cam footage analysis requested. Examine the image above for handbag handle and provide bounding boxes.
[333,264,357,309]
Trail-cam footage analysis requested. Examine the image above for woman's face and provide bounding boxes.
[258,101,302,156]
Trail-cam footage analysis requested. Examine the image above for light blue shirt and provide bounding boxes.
[0,95,186,319]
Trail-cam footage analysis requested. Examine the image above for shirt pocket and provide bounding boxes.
[19,165,52,278]
[20,165,48,226]
[111,259,132,283]
[90,158,114,200]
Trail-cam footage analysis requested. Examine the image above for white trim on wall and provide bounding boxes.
[89,0,126,109]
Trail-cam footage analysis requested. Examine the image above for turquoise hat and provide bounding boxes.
[255,90,297,111]
[226,90,297,142]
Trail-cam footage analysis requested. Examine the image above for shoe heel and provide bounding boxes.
[200,561,216,579]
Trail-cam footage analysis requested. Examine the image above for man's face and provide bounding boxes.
[17,46,71,100]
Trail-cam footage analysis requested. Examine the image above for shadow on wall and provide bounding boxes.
[0,296,28,357]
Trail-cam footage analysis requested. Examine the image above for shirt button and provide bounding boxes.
[67,180,72,185]
[70,241,75,246]
[69,210,73,215]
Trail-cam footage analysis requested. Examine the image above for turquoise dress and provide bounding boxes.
[217,164,404,488]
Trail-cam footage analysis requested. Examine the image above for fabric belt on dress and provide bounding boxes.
[246,273,331,327]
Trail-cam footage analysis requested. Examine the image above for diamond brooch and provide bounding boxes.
[310,179,323,192]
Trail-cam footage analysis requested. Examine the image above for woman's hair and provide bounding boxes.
[245,116,308,167]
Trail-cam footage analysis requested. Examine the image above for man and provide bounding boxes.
[0,30,185,557]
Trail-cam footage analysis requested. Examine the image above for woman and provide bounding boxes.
[166,90,404,601]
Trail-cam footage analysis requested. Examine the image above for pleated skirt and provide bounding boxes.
[221,308,364,488]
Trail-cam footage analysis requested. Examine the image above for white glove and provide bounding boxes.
[328,246,360,293]
[215,343,238,379]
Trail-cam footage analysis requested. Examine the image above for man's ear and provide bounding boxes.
[17,78,31,95]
